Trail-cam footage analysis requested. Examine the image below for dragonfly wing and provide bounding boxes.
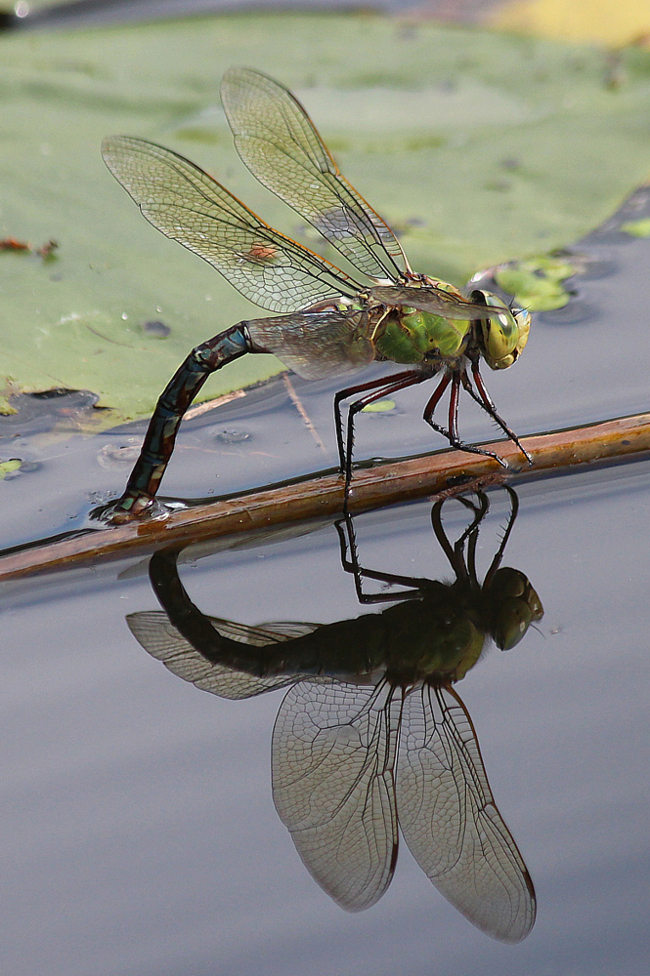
[126,611,316,699]
[370,285,509,321]
[221,68,408,282]
[272,679,401,911]
[255,620,327,640]
[246,308,375,380]
[398,684,536,943]
[102,136,361,313]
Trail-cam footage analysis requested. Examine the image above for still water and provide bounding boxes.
[1,460,649,975]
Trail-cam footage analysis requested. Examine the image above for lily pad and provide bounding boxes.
[494,252,582,311]
[2,13,650,424]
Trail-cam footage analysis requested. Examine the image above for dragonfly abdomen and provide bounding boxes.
[115,323,252,516]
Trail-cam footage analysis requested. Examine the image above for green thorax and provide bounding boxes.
[374,309,471,365]
[381,595,486,684]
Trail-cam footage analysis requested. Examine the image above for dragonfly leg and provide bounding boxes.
[431,491,489,587]
[111,324,252,519]
[335,514,426,603]
[334,370,427,506]
[464,361,533,464]
[423,368,509,468]
[481,485,519,590]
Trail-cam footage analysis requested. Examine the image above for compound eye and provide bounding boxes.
[471,290,531,369]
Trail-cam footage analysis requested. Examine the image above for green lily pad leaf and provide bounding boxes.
[2,13,650,427]
[620,218,650,238]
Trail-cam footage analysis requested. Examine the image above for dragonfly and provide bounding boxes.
[102,68,532,518]
[127,489,541,941]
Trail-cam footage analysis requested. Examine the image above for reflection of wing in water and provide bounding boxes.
[272,679,401,912]
[399,684,536,943]
[128,609,536,940]
[126,611,317,700]
[272,677,535,940]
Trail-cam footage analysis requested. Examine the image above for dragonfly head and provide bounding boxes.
[485,567,544,650]
[471,290,531,370]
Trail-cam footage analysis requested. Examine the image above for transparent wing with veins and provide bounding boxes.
[369,285,511,321]
[102,136,363,313]
[272,679,401,911]
[398,684,536,943]
[221,67,409,282]
[245,307,376,380]
[126,610,318,700]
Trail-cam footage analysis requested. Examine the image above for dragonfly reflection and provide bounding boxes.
[127,488,541,942]
[102,68,531,518]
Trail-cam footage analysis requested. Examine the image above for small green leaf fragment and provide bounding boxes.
[0,395,17,415]
[620,219,650,238]
[362,399,396,413]
[0,459,22,480]
[495,254,580,311]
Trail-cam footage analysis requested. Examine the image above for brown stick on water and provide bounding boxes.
[1,412,650,583]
